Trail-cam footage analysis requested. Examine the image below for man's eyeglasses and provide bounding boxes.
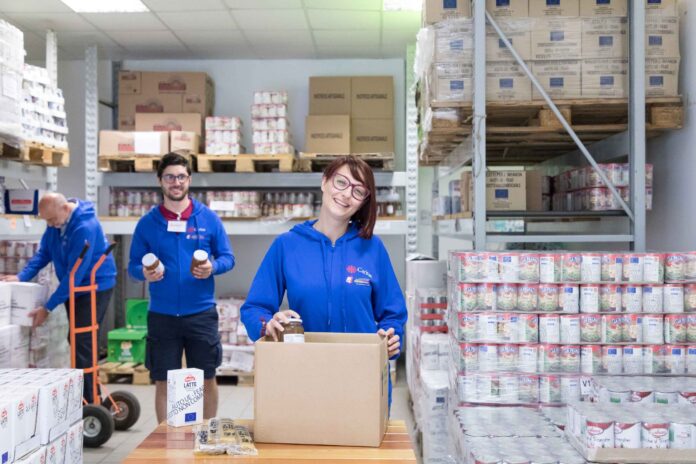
[161,174,190,184]
[332,173,369,201]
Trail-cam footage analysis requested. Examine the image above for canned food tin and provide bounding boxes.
[478,283,498,311]
[669,422,695,449]
[615,421,642,449]
[688,346,696,374]
[665,253,687,282]
[686,252,696,281]
[478,344,499,372]
[581,345,603,374]
[643,345,668,374]
[678,391,696,405]
[558,285,580,313]
[560,314,581,344]
[561,375,581,403]
[560,345,581,372]
[665,345,686,374]
[561,253,582,282]
[586,418,615,448]
[538,344,561,373]
[608,389,631,403]
[517,314,539,343]
[624,254,644,282]
[664,284,685,313]
[631,390,655,403]
[539,374,562,404]
[665,314,687,343]
[642,315,664,344]
[476,374,498,402]
[601,314,624,343]
[498,344,519,372]
[539,314,560,344]
[458,374,477,402]
[461,252,484,282]
[540,254,561,283]
[478,313,498,342]
[482,253,500,282]
[685,284,696,312]
[580,314,602,343]
[602,345,623,374]
[642,285,664,313]
[655,390,679,405]
[460,343,479,372]
[643,253,665,284]
[499,373,519,404]
[602,254,623,283]
[497,283,518,311]
[622,345,643,374]
[517,284,538,311]
[519,253,540,282]
[642,421,669,449]
[519,344,539,373]
[497,313,519,342]
[581,253,602,283]
[459,283,479,312]
[622,285,643,313]
[456,313,479,342]
[580,285,600,313]
[518,374,540,403]
[599,285,622,312]
[499,253,520,282]
[623,314,643,343]
[538,284,560,312]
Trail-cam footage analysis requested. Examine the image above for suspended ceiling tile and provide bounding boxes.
[185,44,258,58]
[313,29,380,48]
[142,0,227,11]
[232,9,308,29]
[316,45,384,59]
[252,43,316,59]
[175,30,247,47]
[225,0,303,8]
[306,10,380,30]
[4,12,97,33]
[243,29,313,46]
[157,10,237,30]
[303,0,382,10]
[107,30,183,48]
[382,10,420,30]
[81,12,167,31]
[0,0,72,13]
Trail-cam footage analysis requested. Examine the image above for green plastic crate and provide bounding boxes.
[125,299,148,329]
[107,328,147,363]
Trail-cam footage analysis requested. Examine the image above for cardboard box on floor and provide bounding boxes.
[461,170,544,211]
[254,332,389,447]
[305,115,351,153]
[309,77,351,115]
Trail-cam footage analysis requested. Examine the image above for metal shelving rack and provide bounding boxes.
[428,1,651,255]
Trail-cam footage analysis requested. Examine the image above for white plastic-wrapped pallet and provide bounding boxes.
[0,282,10,326]
[418,369,451,464]
[0,19,24,141]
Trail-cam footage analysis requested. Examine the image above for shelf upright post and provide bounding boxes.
[472,0,487,250]
[45,30,58,192]
[85,45,98,203]
[406,44,419,255]
[629,0,647,251]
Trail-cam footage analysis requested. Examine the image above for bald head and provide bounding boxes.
[39,193,73,228]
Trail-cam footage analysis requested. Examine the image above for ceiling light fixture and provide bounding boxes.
[383,0,421,11]
[60,0,150,13]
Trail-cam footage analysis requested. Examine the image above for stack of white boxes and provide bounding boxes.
[0,19,24,141]
[0,369,83,464]
[204,116,244,155]
[423,0,680,103]
[250,91,294,155]
[22,64,69,149]
[217,297,255,374]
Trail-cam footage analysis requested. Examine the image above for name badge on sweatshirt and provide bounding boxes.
[167,220,187,233]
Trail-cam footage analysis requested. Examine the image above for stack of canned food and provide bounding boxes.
[592,377,696,405]
[451,407,586,464]
[0,240,39,275]
[567,402,696,450]
[416,288,448,334]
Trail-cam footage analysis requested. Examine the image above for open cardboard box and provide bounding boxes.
[254,332,389,447]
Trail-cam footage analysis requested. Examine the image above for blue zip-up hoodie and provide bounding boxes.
[241,220,407,348]
[127,199,235,316]
[18,200,117,311]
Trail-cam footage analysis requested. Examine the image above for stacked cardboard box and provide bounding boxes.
[422,0,680,102]
[306,76,395,153]
[98,130,200,156]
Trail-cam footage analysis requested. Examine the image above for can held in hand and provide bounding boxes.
[581,345,603,374]
[560,314,581,344]
[517,284,538,311]
[599,285,622,312]
[622,285,643,313]
[664,284,685,313]
[642,285,664,314]
[580,285,600,313]
[538,284,560,312]
[558,284,580,313]
[581,253,602,283]
[580,314,602,343]
[601,254,623,283]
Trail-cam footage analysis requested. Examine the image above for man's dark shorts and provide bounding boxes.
[145,306,222,381]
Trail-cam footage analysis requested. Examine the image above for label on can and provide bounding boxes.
[664,284,685,313]
[561,376,581,403]
[538,344,561,373]
[478,344,498,372]
[622,346,643,374]
[665,345,686,374]
[602,314,624,343]
[686,252,696,280]
[665,253,686,282]
[499,253,520,282]
[519,253,540,282]
[539,254,560,283]
[517,284,538,311]
[538,284,560,312]
[476,374,497,402]
[685,284,696,312]
[622,285,643,313]
[497,313,519,342]
[678,391,696,405]
[539,375,562,403]
[518,374,540,403]
[643,345,667,374]
[599,285,622,312]
[623,315,643,343]
[642,315,664,344]
[497,283,518,311]
[477,283,498,311]
[665,315,687,343]
[602,346,623,374]
[581,345,602,374]
[642,422,669,449]
[560,314,581,344]
[669,422,694,449]
[615,421,641,449]
[631,390,655,403]
[580,285,600,313]
[643,253,665,283]
[643,285,664,313]
[539,314,560,344]
[478,313,498,342]
[655,391,679,405]
[601,254,623,282]
[608,390,631,403]
[460,343,479,372]
[498,373,519,404]
[581,254,602,283]
[562,254,582,282]
[580,314,602,342]
[519,344,539,373]
[462,252,484,282]
[624,254,644,282]
[560,345,581,372]
[458,374,477,403]
[586,419,615,448]
[688,346,696,374]
[498,344,519,372]
[559,285,580,313]
[482,253,500,282]
[457,313,478,342]
[459,283,479,312]
[517,314,539,343]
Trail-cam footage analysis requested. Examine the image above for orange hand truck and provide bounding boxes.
[69,241,140,447]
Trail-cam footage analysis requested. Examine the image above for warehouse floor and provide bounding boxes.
[84,369,416,463]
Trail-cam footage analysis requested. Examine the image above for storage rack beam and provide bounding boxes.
[472,0,487,250]
[629,0,647,251]
[435,233,634,243]
[85,45,98,202]
[1,160,50,183]
[539,131,630,172]
[406,43,419,254]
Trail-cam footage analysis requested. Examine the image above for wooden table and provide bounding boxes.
[123,420,417,463]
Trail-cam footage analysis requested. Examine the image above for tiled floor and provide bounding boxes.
[84,373,417,463]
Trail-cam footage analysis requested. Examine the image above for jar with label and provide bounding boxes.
[265,317,305,343]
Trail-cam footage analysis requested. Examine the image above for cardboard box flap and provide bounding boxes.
[302,332,384,345]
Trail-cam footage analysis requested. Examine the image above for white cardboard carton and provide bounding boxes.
[46,433,66,464]
[0,397,16,464]
[64,421,83,464]
[10,283,47,327]
[15,446,46,464]
[167,368,204,427]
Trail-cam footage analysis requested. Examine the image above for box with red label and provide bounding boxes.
[135,113,202,137]
[4,190,44,215]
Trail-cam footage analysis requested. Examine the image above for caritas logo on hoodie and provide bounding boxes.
[346,265,372,287]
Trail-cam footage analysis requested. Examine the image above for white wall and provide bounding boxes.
[123,59,406,169]
[646,2,694,251]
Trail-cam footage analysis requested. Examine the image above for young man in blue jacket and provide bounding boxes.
[128,152,234,423]
[1,192,117,403]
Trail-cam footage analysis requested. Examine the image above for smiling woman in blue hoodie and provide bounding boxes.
[241,155,407,363]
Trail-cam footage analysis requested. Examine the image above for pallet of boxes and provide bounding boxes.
[299,76,395,172]
[99,71,213,172]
